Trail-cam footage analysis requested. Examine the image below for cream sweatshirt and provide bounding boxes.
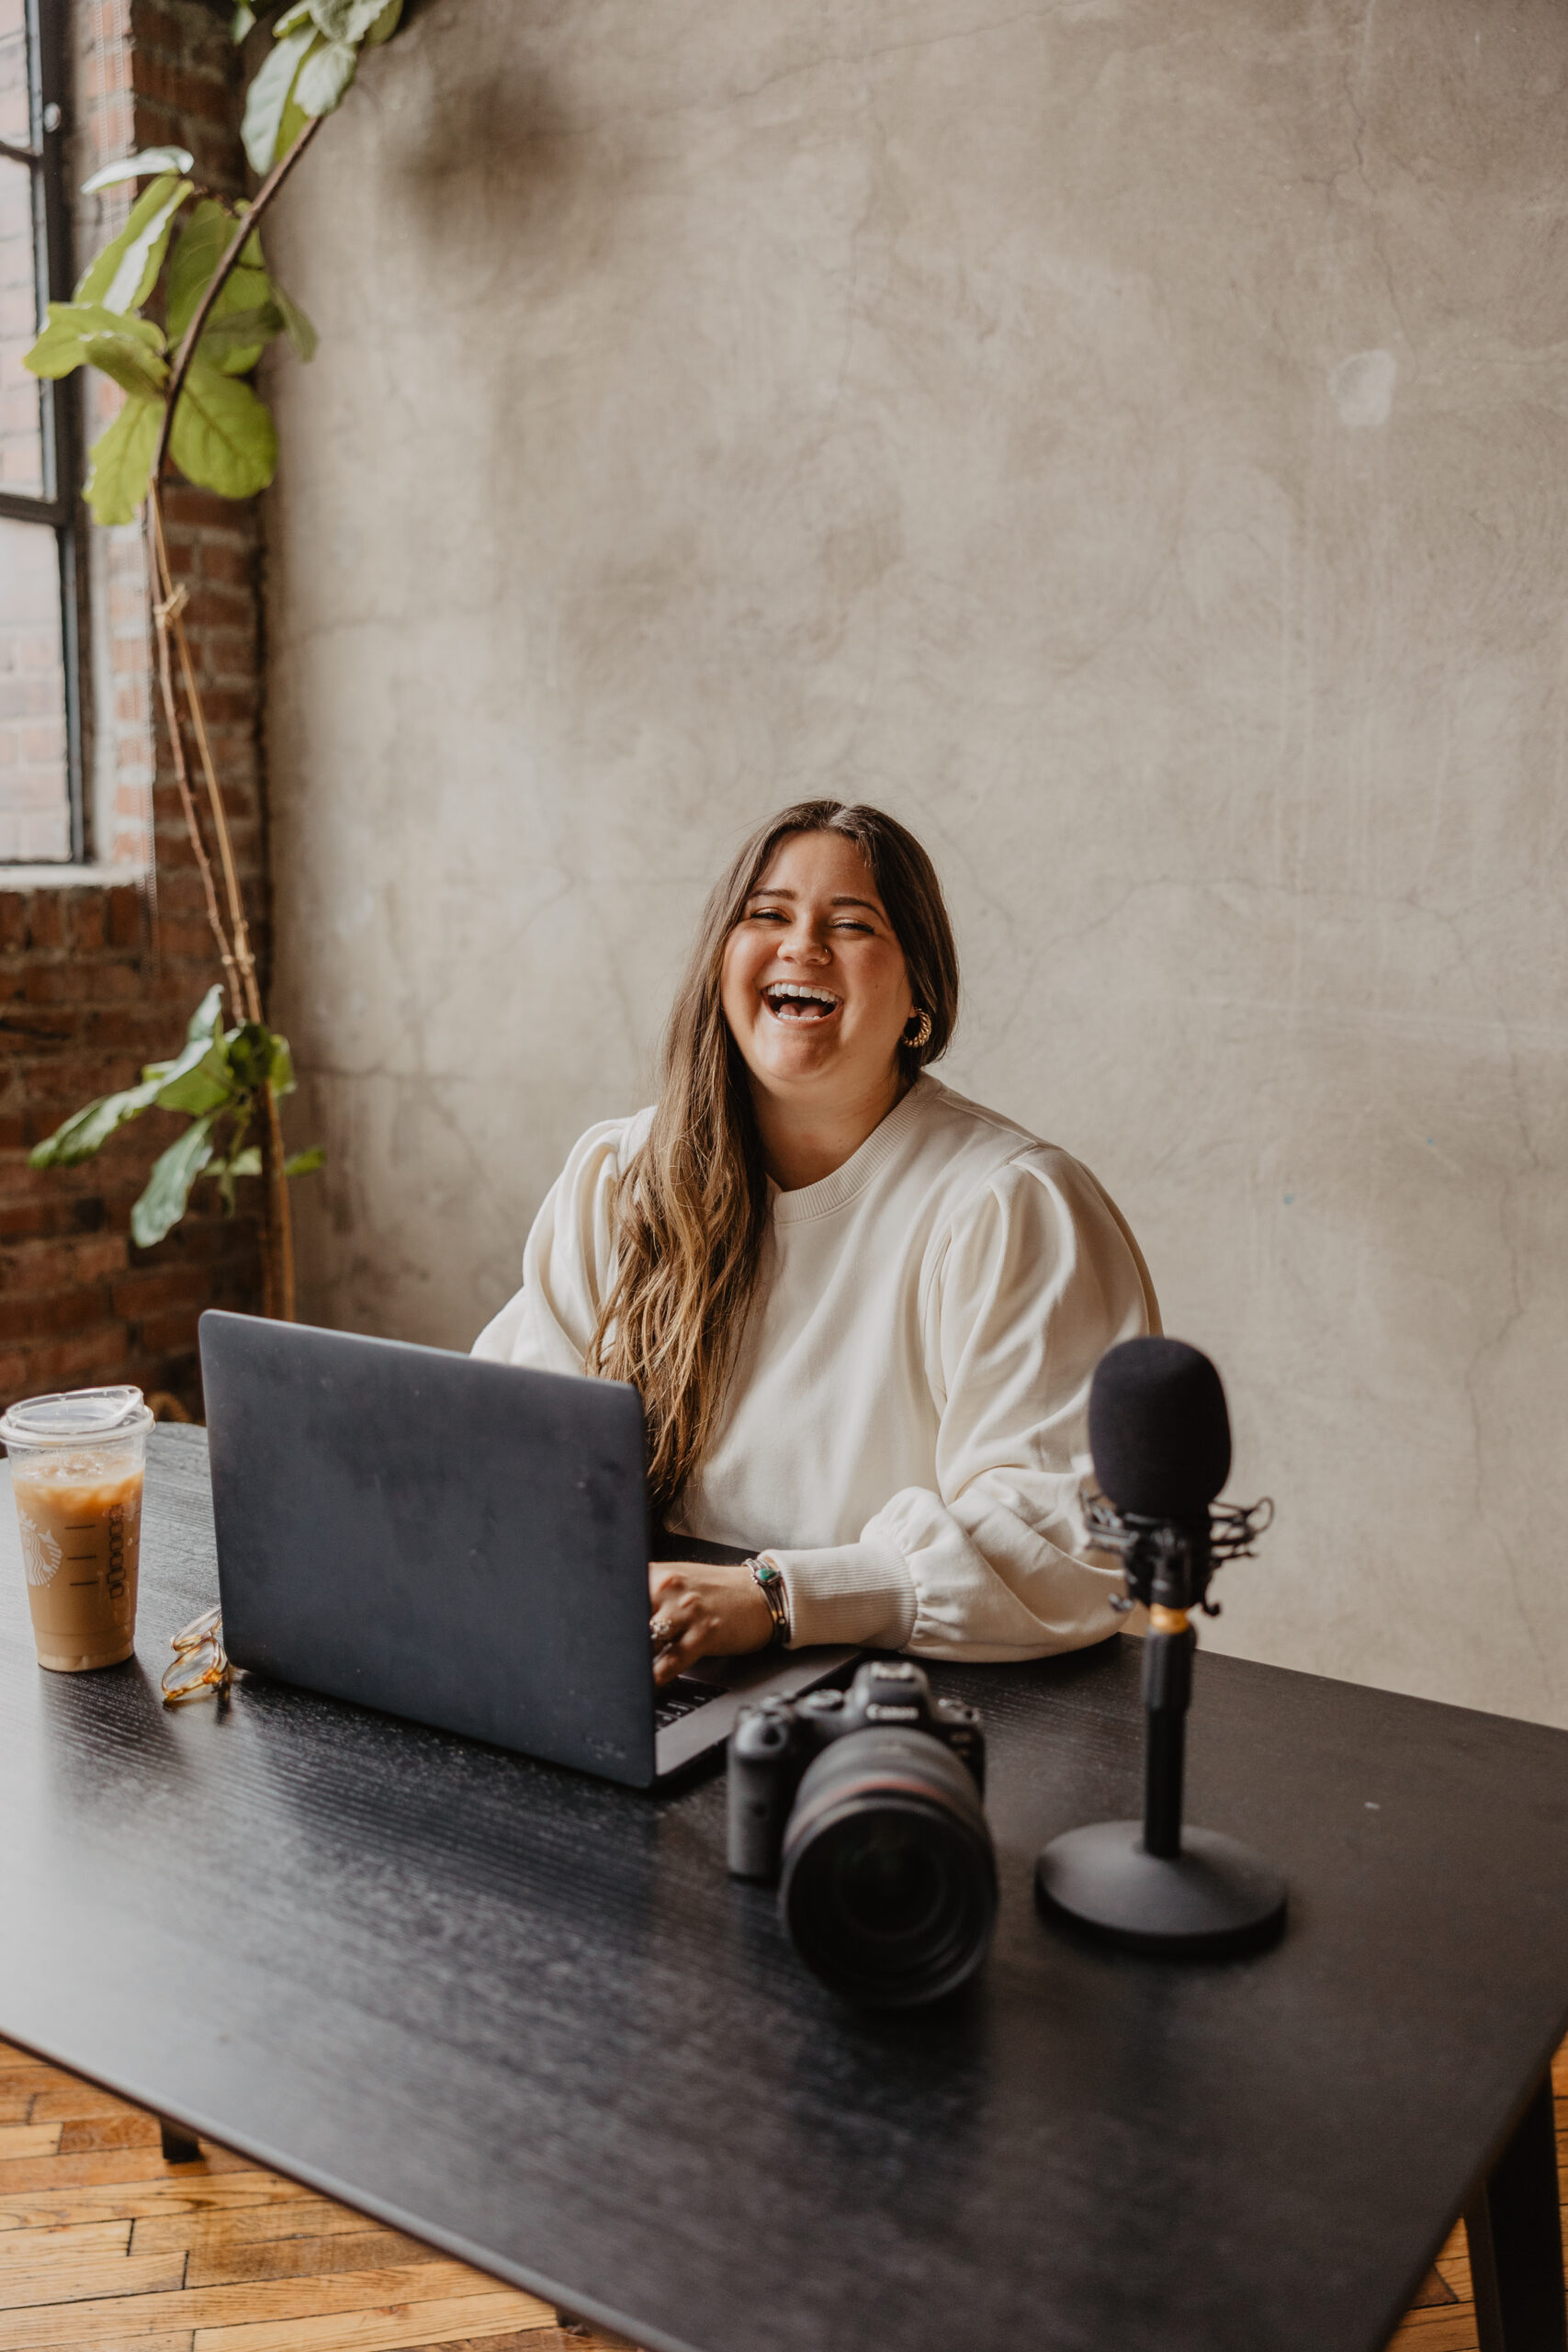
[472,1076,1158,1662]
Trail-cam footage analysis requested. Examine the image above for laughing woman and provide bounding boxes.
[473,801,1158,1682]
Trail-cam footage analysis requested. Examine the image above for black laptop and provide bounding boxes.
[198,1311,854,1786]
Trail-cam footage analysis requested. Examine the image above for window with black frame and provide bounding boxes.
[1,0,80,864]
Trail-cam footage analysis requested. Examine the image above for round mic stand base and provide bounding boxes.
[1035,1821,1286,1957]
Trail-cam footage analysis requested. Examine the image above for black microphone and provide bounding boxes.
[1034,1337,1286,1956]
[1089,1335,1230,1521]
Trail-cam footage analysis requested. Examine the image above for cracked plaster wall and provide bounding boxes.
[263,0,1568,1725]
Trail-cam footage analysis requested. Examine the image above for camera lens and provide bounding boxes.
[778,1730,997,2007]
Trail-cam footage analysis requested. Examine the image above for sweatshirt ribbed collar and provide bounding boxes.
[770,1075,938,1224]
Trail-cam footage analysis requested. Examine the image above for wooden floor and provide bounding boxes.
[0,2037,636,2352]
[0,2034,1560,2352]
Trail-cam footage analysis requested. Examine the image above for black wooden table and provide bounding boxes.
[0,1426,1563,2352]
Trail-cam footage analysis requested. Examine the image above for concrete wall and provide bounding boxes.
[263,0,1568,1726]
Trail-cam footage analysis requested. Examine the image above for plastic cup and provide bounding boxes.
[0,1387,153,1671]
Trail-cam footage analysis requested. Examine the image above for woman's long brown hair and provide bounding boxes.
[588,800,960,1521]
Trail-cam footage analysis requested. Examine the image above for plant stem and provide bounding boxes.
[168,589,261,1023]
[148,490,242,1022]
[141,112,322,1319]
[152,110,324,488]
[147,494,297,1321]
[262,1082,296,1321]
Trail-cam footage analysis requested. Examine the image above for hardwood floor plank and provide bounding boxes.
[1385,2316,1484,2352]
[0,2262,546,2347]
[0,2109,31,2133]
[189,2296,555,2352]
[132,2203,406,2257]
[2,2338,198,2352]
[57,2115,165,2154]
[0,2222,131,2265]
[0,2139,58,2170]
[402,2337,575,2352]
[0,2145,251,2194]
[186,2233,449,2288]
[0,2247,187,2312]
[28,2086,148,2126]
[1409,2265,1460,2308]
[0,2177,323,2231]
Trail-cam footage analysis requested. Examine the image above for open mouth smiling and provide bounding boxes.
[762,981,842,1023]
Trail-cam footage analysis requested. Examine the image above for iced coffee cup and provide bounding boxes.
[0,1387,153,1671]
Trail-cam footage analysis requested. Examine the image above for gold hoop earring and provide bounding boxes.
[905,1008,932,1051]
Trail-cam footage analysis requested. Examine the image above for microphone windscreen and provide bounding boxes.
[1089,1337,1232,1520]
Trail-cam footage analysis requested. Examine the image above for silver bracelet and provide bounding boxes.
[748,1555,791,1646]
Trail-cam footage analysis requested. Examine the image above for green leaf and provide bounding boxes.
[131,1117,219,1250]
[185,982,227,1046]
[267,1032,296,1094]
[227,1147,264,1178]
[243,20,317,173]
[156,1041,238,1117]
[81,147,194,196]
[169,360,277,500]
[166,203,271,345]
[223,1023,276,1094]
[27,989,228,1169]
[294,34,356,115]
[25,301,167,386]
[74,174,195,314]
[198,300,285,375]
[231,2,255,39]
[309,0,391,39]
[142,1016,227,1091]
[276,80,312,165]
[274,0,315,28]
[271,278,317,361]
[364,0,402,45]
[284,1145,324,1177]
[84,396,164,525]
[28,1075,165,1170]
[83,330,168,401]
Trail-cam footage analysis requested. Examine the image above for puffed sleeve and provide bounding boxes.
[470,1113,649,1374]
[767,1151,1158,1659]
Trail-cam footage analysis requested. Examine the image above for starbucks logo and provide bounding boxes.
[17,1511,62,1589]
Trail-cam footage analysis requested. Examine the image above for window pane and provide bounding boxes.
[0,156,44,497]
[0,0,30,147]
[0,518,69,861]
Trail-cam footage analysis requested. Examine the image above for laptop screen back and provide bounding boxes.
[199,1312,657,1786]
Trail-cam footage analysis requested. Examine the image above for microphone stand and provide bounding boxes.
[1035,1501,1287,1956]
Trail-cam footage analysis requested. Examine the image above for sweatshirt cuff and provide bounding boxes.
[763,1538,918,1652]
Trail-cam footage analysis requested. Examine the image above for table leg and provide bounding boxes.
[1463,2072,1566,2352]
[157,2117,202,2165]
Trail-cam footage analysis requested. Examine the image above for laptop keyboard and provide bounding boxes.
[655,1677,726,1730]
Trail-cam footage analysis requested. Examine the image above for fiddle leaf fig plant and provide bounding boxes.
[29,988,324,1250]
[18,2,419,1317]
[22,0,402,525]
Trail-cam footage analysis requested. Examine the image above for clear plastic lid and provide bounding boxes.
[0,1385,153,1449]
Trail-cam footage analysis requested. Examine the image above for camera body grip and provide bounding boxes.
[726,1661,985,1882]
[727,1705,803,1880]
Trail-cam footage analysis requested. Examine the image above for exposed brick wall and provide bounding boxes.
[0,886,263,1408]
[1,0,268,1418]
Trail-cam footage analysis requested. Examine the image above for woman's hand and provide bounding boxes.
[649,1561,774,1686]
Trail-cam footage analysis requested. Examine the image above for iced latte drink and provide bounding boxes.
[1,1388,153,1671]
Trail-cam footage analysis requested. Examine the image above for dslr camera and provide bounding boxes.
[728,1659,995,2007]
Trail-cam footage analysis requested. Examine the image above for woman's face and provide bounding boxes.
[719,831,915,1105]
